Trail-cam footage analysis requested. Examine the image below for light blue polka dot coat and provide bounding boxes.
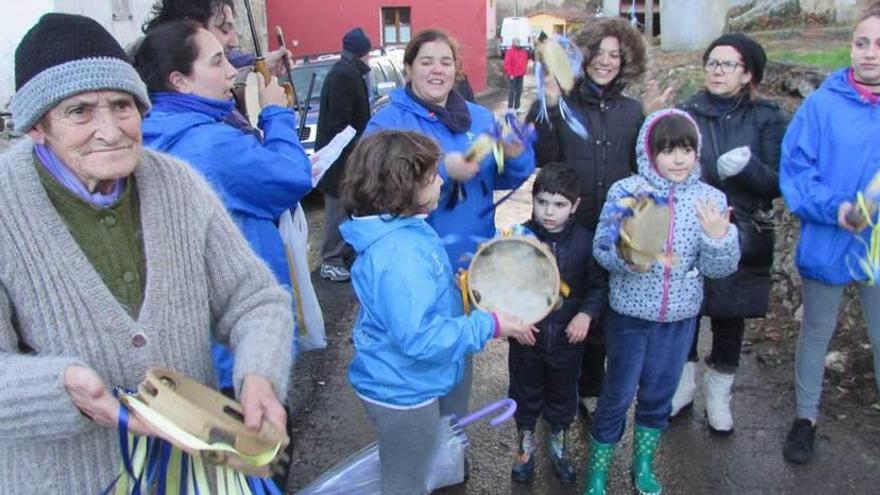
[593,109,741,322]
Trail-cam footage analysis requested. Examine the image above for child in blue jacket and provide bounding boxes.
[585,109,740,495]
[508,164,607,485]
[339,130,538,495]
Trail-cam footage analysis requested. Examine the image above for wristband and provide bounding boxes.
[491,312,502,339]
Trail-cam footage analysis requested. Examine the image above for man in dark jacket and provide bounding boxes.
[316,27,372,282]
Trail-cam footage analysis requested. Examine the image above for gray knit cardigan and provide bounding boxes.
[0,138,293,494]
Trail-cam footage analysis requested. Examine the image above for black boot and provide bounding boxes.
[548,428,576,484]
[511,429,536,484]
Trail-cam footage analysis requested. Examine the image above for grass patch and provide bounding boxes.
[769,46,851,70]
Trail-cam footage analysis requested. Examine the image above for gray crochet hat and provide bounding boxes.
[11,13,150,134]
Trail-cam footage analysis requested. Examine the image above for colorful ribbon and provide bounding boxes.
[104,388,283,495]
[534,35,589,140]
[598,189,669,252]
[847,191,880,284]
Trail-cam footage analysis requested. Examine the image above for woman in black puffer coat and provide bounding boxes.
[526,16,648,421]
[673,33,788,435]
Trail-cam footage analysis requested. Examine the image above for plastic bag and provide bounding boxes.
[279,206,326,350]
[297,399,516,495]
[297,416,463,495]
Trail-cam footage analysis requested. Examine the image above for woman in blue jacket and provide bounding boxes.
[779,6,880,466]
[134,21,312,391]
[366,29,535,272]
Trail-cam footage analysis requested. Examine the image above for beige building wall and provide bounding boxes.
[528,13,568,36]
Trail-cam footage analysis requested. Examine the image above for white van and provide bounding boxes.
[500,17,533,56]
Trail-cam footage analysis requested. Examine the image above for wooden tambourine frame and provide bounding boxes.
[135,368,288,477]
[466,235,561,325]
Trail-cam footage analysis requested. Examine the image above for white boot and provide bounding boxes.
[704,367,735,435]
[670,361,696,417]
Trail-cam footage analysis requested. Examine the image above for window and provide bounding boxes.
[382,7,411,45]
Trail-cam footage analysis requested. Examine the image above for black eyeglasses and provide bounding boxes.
[704,59,744,74]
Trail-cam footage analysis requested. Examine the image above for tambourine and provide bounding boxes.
[120,368,288,477]
[536,37,576,93]
[463,235,561,325]
[232,68,263,129]
[617,194,672,268]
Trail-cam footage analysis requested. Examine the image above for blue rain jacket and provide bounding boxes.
[780,68,880,285]
[143,96,312,388]
[340,215,495,406]
[366,88,535,269]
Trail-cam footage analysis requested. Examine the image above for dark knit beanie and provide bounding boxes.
[703,33,767,85]
[11,13,150,133]
[342,28,372,57]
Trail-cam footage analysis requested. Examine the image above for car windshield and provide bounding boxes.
[291,63,333,104]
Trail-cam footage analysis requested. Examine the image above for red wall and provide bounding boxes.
[267,0,488,92]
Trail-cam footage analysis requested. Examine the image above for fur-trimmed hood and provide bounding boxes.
[574,16,646,85]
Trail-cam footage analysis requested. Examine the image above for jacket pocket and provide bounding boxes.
[734,207,775,268]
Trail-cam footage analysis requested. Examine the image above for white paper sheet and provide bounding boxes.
[310,125,356,187]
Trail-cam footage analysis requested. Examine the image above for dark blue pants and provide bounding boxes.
[591,311,697,444]
[508,327,584,431]
[507,76,524,109]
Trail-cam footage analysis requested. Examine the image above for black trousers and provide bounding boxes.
[507,76,524,109]
[508,330,584,431]
[687,317,746,372]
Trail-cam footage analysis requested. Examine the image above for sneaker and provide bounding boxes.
[783,418,816,464]
[320,264,350,282]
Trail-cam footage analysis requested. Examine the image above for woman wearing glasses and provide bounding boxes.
[673,33,788,435]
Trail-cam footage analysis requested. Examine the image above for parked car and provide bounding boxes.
[289,47,406,155]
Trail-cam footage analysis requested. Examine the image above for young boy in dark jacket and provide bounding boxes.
[509,163,607,485]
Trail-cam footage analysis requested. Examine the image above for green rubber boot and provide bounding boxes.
[582,437,615,495]
[632,425,663,495]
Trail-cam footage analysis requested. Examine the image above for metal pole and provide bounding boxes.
[645,0,654,39]
[514,0,519,17]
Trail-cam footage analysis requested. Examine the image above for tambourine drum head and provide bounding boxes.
[468,237,560,325]
[243,72,262,129]
[620,200,670,266]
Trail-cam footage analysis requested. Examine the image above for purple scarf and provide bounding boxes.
[35,143,124,208]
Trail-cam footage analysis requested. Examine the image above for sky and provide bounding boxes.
[1,1,53,109]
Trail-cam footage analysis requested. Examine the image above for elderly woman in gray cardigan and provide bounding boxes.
[0,14,292,494]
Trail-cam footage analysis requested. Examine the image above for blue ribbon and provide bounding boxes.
[109,388,283,494]
[534,36,590,140]
[598,189,669,251]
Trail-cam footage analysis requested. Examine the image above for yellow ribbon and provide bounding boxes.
[494,141,505,175]
[854,192,880,285]
[458,270,471,314]
[119,393,283,468]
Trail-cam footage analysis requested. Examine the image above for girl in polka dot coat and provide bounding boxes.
[583,109,740,495]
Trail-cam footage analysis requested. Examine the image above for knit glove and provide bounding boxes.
[716,146,752,180]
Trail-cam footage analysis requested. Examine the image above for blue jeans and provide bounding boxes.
[796,278,880,420]
[591,311,697,444]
